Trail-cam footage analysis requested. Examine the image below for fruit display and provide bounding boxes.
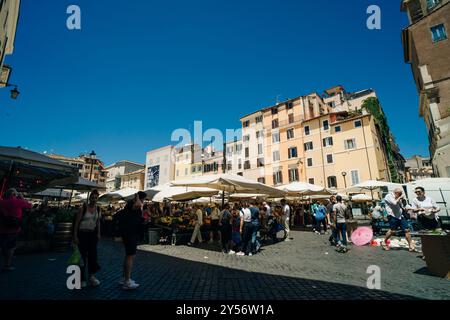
[157,215,196,229]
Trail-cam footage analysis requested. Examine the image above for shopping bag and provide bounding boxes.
[67,245,83,266]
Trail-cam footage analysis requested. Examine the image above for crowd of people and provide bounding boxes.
[0,185,445,291]
[186,200,292,256]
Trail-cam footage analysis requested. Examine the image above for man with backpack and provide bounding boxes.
[0,188,32,272]
[313,201,327,235]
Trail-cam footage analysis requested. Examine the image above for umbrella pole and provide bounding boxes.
[221,190,225,209]
[68,186,74,208]
[57,188,63,208]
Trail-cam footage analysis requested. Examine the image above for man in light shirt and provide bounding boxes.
[237,202,253,256]
[281,199,291,241]
[382,188,415,252]
[412,187,441,231]
[188,205,204,246]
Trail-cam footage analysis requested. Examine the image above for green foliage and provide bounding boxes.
[362,97,401,183]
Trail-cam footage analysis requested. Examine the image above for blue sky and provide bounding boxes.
[0,0,428,165]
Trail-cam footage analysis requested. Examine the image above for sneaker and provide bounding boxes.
[123,280,140,290]
[228,250,235,255]
[89,275,101,287]
[187,242,193,246]
[236,252,245,256]
[314,231,320,235]
[248,253,253,256]
[118,278,136,285]
[81,281,88,288]
[285,238,291,242]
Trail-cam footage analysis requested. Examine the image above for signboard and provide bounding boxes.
[147,165,160,189]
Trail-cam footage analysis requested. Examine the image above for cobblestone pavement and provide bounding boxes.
[0,231,448,300]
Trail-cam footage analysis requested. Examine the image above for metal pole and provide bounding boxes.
[221,190,225,209]
[67,186,74,208]
[57,188,63,208]
[438,188,449,217]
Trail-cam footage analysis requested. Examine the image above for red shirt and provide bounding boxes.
[0,198,32,234]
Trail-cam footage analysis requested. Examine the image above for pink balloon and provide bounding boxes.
[351,227,374,247]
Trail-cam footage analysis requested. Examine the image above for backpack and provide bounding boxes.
[315,206,326,221]
[345,205,353,220]
[112,209,126,237]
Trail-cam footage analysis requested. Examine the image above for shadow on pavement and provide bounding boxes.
[0,240,421,300]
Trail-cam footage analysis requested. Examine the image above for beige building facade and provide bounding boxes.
[239,86,402,188]
[120,169,145,191]
[105,160,145,192]
[0,0,20,89]
[49,153,108,188]
[146,86,404,189]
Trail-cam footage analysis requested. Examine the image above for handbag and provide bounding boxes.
[67,245,83,266]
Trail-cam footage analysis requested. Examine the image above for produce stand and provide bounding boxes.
[153,216,212,245]
[420,233,450,278]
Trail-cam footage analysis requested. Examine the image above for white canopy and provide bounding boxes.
[229,193,269,200]
[349,194,374,202]
[99,187,140,203]
[277,182,335,196]
[171,174,286,197]
[344,180,402,192]
[344,180,403,201]
[190,197,224,205]
[148,183,219,203]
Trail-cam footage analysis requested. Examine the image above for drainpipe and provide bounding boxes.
[362,116,373,180]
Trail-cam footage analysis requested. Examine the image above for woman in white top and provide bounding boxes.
[73,189,101,288]
[412,187,441,230]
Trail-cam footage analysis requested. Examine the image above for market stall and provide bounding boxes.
[171,173,286,207]
[0,146,78,197]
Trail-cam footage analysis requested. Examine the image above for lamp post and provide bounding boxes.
[0,82,20,99]
[341,171,347,190]
[89,150,96,182]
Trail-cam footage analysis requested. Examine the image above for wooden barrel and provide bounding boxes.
[53,223,73,252]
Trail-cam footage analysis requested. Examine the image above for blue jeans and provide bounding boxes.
[335,223,347,246]
[251,222,260,253]
[242,223,254,255]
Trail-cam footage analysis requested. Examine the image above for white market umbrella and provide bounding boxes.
[171,174,286,197]
[99,187,140,203]
[344,180,403,201]
[149,183,219,203]
[277,182,335,196]
[191,197,223,205]
[350,194,374,202]
[228,193,269,200]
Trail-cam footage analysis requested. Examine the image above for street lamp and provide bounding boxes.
[0,82,20,99]
[89,150,96,181]
[341,171,347,189]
